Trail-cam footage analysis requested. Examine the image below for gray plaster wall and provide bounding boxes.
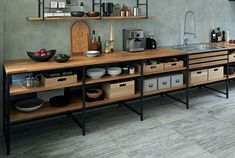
[4,0,235,60]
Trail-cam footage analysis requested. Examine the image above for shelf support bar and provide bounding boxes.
[140,60,144,121]
[121,102,141,116]
[202,85,227,95]
[226,52,229,99]
[185,55,189,109]
[164,93,187,105]
[82,67,86,136]
[69,113,83,130]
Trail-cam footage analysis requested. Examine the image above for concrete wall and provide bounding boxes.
[4,0,235,60]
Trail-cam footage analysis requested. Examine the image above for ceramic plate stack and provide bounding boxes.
[15,99,44,112]
[87,68,106,79]
[107,67,122,76]
[84,51,100,57]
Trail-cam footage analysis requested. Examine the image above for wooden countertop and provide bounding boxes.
[212,42,235,49]
[4,47,186,75]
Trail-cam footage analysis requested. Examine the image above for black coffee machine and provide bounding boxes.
[146,32,157,49]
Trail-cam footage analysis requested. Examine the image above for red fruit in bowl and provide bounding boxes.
[33,52,40,56]
[229,40,233,44]
[40,53,47,57]
[47,51,52,56]
[39,48,47,54]
[232,40,235,44]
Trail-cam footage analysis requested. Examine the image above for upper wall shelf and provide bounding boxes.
[27,16,154,21]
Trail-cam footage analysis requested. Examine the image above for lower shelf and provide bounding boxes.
[10,93,141,123]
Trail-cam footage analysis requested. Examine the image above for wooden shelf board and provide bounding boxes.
[27,16,154,21]
[143,67,186,76]
[86,73,141,85]
[86,93,141,108]
[143,85,186,97]
[189,77,226,87]
[229,74,235,79]
[10,97,83,123]
[189,60,227,69]
[10,82,82,96]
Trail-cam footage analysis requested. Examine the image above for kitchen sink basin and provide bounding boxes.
[171,43,227,53]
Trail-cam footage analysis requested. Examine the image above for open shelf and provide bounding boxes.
[189,77,226,87]
[10,92,140,123]
[143,85,186,97]
[27,16,153,21]
[10,82,83,96]
[189,60,227,69]
[143,67,186,76]
[86,73,141,85]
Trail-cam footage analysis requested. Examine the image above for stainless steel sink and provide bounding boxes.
[171,43,227,53]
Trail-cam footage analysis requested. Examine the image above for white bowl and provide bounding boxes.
[85,51,100,57]
[107,67,122,76]
[87,68,106,79]
[15,99,44,112]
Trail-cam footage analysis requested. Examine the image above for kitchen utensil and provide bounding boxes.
[23,75,40,87]
[123,29,145,52]
[86,88,103,99]
[86,11,100,17]
[113,3,121,16]
[102,3,114,16]
[84,50,100,57]
[54,54,70,63]
[71,22,89,56]
[129,66,135,74]
[15,99,44,112]
[27,50,56,62]
[71,11,85,17]
[50,96,69,107]
[133,6,141,16]
[87,68,106,79]
[107,67,122,76]
[122,67,129,74]
[146,32,157,49]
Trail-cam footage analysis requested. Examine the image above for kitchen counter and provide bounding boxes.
[4,47,186,75]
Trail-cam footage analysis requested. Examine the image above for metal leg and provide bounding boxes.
[185,55,189,109]
[226,53,229,99]
[140,60,144,121]
[82,67,86,136]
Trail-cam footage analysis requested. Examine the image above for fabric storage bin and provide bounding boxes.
[171,74,184,87]
[158,75,171,90]
[208,66,224,80]
[102,80,135,99]
[138,77,158,92]
[189,69,208,84]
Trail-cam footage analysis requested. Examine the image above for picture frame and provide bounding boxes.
[66,0,78,6]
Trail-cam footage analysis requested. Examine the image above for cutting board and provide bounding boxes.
[71,22,89,56]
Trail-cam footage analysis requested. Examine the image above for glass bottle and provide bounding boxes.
[109,25,114,53]
[97,36,102,53]
[91,30,97,50]
[104,40,111,54]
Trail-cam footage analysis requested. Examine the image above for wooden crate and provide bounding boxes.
[208,66,224,80]
[229,53,235,62]
[137,64,164,74]
[41,74,77,87]
[189,69,208,84]
[102,80,135,99]
[164,61,184,70]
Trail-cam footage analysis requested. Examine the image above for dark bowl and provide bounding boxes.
[86,11,100,17]
[50,96,69,107]
[27,50,56,62]
[71,11,85,17]
[54,54,70,63]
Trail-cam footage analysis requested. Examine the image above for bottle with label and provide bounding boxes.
[91,30,97,50]
[211,27,217,42]
[109,25,115,53]
[97,36,102,53]
[216,27,222,42]
[222,31,225,42]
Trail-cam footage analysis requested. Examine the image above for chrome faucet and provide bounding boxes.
[183,11,196,46]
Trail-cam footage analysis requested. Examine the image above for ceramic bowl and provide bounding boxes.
[107,67,122,76]
[15,99,44,112]
[71,11,85,17]
[27,50,56,62]
[49,96,69,107]
[86,11,100,17]
[54,54,70,63]
[85,51,100,57]
[86,88,103,99]
[87,68,106,79]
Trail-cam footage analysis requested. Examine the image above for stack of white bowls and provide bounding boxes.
[84,51,100,57]
[107,67,122,76]
[87,68,106,79]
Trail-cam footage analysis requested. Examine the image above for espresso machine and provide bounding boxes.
[123,29,145,52]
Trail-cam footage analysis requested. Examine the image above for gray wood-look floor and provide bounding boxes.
[1,82,235,158]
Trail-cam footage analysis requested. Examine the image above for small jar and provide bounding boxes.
[122,67,129,74]
[104,40,111,54]
[129,65,135,74]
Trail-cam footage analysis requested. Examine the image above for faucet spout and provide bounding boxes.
[183,10,196,46]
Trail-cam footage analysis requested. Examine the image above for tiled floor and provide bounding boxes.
[1,82,235,158]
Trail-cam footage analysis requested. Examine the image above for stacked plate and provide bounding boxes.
[107,67,122,76]
[84,51,100,57]
[87,68,106,79]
